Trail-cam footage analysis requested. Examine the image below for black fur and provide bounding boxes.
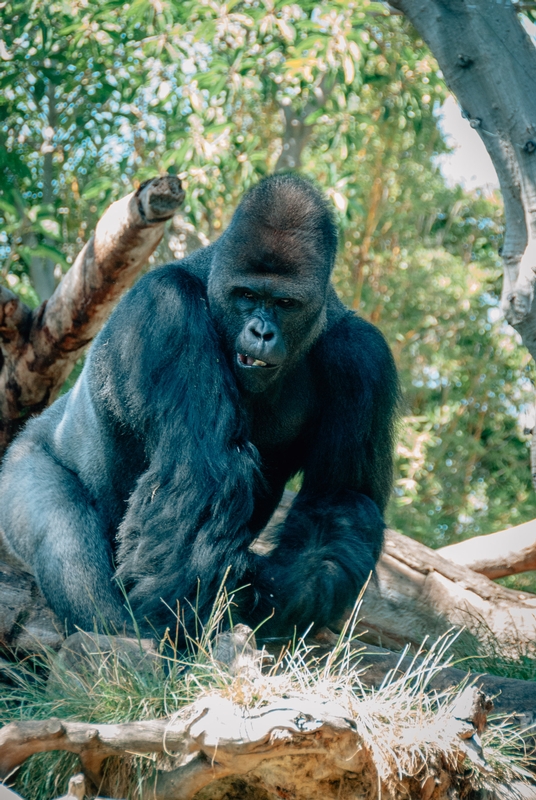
[0,175,399,638]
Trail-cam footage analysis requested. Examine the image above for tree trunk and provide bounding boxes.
[0,176,184,456]
[28,80,58,302]
[389,0,536,484]
[274,74,334,172]
[274,103,313,172]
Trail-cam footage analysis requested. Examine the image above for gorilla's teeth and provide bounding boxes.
[238,353,268,367]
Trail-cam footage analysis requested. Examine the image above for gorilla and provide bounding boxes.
[0,174,399,639]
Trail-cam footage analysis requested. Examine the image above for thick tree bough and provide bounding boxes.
[438,518,536,579]
[389,0,536,486]
[0,685,523,800]
[0,175,184,455]
[358,529,536,654]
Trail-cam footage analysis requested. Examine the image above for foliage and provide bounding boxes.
[1,0,536,559]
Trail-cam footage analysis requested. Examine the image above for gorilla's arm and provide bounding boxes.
[0,260,259,635]
[101,265,261,632]
[249,313,399,635]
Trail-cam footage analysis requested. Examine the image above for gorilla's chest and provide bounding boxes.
[245,369,317,455]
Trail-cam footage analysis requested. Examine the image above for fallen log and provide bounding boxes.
[312,635,536,730]
[358,528,536,654]
[2,517,536,664]
[437,518,536,579]
[0,175,185,455]
[3,487,536,657]
[0,540,64,654]
[0,678,524,800]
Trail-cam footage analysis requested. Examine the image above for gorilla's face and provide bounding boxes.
[208,238,329,394]
[207,175,337,394]
[231,277,326,393]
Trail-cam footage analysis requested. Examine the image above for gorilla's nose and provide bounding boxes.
[246,318,276,343]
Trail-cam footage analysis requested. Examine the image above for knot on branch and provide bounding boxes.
[0,286,32,341]
[136,175,185,223]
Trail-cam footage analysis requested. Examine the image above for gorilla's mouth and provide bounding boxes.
[237,353,276,369]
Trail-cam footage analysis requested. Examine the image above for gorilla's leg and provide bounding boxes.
[0,443,127,633]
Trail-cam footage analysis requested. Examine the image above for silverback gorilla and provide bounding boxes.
[0,175,399,638]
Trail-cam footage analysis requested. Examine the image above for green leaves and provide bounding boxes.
[20,243,69,270]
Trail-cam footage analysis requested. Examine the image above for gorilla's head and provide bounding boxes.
[207,174,338,393]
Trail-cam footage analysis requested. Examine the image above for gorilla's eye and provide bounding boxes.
[241,290,256,300]
[277,298,296,308]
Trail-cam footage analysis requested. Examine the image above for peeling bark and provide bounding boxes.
[0,176,185,456]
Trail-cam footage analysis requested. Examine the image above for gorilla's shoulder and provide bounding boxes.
[106,246,216,327]
[137,245,214,294]
[319,306,396,378]
[157,244,215,285]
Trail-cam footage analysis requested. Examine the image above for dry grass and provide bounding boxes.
[1,589,534,800]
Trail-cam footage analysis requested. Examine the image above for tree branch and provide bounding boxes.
[0,175,185,456]
[438,518,536,579]
[359,528,536,655]
[389,0,536,486]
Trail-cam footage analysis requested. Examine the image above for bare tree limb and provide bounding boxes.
[438,518,536,579]
[359,529,536,654]
[0,175,185,456]
[0,715,190,784]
